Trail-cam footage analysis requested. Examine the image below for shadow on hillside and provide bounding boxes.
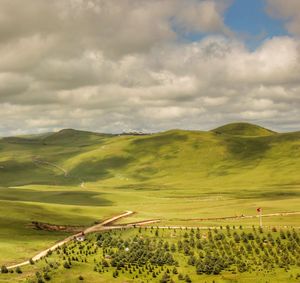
[68,156,134,182]
[209,188,300,200]
[131,132,188,150]
[0,188,113,206]
[222,136,271,161]
[123,132,188,181]
[241,189,300,200]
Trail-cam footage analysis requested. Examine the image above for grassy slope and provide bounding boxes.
[0,123,300,265]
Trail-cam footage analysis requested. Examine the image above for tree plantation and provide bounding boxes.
[1,226,299,282]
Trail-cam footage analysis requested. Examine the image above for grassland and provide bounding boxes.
[0,122,299,280]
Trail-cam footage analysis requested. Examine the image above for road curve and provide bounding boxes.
[7,211,133,270]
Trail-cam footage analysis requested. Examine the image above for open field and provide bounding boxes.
[0,123,300,281]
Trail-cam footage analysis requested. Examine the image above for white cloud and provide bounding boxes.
[0,1,299,135]
[266,0,300,36]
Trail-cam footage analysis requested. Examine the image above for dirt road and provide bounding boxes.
[176,211,300,222]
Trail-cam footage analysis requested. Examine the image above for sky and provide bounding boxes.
[0,0,300,136]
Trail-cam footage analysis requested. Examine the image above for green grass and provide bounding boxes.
[0,122,299,275]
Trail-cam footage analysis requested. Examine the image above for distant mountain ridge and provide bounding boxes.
[0,122,289,141]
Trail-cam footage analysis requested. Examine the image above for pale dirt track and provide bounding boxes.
[32,157,88,188]
[32,157,68,177]
[176,211,300,222]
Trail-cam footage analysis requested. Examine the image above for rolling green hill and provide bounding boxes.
[212,122,276,137]
[0,122,300,266]
[1,122,299,189]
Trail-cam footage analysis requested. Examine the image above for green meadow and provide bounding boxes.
[0,123,299,279]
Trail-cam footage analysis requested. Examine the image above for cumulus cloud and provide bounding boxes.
[0,0,299,135]
[266,0,300,36]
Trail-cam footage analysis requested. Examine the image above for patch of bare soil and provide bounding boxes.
[30,221,85,232]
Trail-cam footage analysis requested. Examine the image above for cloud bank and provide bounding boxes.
[0,0,299,135]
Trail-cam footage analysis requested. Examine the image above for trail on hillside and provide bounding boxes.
[32,156,87,188]
[32,157,68,176]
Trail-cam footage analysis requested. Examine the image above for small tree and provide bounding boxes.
[1,265,8,273]
[63,262,71,269]
[102,259,109,267]
[185,274,192,282]
[16,266,22,274]
[171,243,176,252]
[43,273,51,281]
[113,270,119,278]
[160,272,171,283]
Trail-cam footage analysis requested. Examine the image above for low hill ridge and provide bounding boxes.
[212,122,276,137]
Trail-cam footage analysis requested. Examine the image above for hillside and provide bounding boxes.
[0,123,300,189]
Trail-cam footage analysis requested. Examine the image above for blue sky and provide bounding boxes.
[225,0,287,48]
[183,0,288,50]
